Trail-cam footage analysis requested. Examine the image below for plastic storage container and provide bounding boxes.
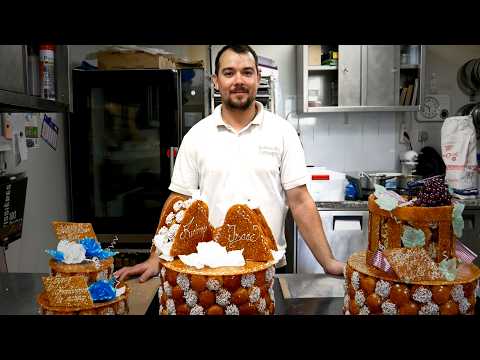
[345,182,357,200]
[306,167,347,201]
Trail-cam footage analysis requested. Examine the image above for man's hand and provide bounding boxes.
[286,185,346,277]
[324,258,346,276]
[114,256,160,283]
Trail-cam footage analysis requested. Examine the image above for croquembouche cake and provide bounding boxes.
[37,221,129,315]
[152,194,284,315]
[344,176,480,315]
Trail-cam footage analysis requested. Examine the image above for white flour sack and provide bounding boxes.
[441,115,478,190]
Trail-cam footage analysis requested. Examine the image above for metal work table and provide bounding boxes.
[273,274,345,315]
[144,273,346,315]
[0,273,46,315]
[0,272,346,315]
[316,197,480,211]
[0,272,160,315]
[3,272,480,316]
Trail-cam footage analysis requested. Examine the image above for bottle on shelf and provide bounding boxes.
[39,44,56,101]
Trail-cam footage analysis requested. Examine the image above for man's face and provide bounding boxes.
[213,49,260,110]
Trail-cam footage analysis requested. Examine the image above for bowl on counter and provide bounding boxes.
[359,172,402,191]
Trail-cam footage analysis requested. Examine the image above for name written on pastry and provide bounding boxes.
[226,224,260,247]
[42,275,94,308]
[180,217,208,241]
[52,221,96,242]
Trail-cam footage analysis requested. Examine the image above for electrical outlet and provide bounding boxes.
[418,131,429,142]
[285,95,296,116]
[399,122,407,144]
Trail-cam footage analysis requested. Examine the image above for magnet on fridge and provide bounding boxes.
[2,113,13,139]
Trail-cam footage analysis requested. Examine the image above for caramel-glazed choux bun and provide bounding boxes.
[156,194,188,233]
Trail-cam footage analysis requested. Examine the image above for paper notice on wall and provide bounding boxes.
[25,113,40,149]
[11,114,28,165]
[41,114,58,151]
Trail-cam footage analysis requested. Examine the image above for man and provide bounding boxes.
[115,45,345,282]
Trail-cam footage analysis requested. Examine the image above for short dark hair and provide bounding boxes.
[214,45,258,75]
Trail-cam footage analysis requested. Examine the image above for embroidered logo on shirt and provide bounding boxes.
[258,145,279,154]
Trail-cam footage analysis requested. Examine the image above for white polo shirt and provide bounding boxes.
[169,101,308,250]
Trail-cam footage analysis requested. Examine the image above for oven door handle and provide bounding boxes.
[332,215,363,231]
[166,147,179,177]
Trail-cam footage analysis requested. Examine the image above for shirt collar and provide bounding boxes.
[214,101,265,129]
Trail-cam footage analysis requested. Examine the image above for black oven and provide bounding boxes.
[69,68,208,248]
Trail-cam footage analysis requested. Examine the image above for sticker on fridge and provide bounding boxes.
[25,113,40,149]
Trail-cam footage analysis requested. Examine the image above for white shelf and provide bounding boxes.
[0,137,12,152]
[308,65,338,71]
[213,94,271,98]
[400,64,420,69]
[306,105,420,113]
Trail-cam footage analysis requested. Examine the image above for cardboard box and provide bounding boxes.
[97,51,203,70]
[308,45,322,66]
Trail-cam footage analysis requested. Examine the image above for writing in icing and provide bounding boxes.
[226,224,260,247]
[54,222,94,241]
[180,217,207,241]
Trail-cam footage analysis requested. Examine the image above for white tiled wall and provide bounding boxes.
[295,112,398,173]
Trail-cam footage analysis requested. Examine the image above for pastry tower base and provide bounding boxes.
[344,251,480,315]
[158,259,276,315]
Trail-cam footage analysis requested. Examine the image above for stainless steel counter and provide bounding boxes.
[316,201,368,210]
[274,274,344,315]
[8,272,478,316]
[0,273,46,315]
[1,272,346,315]
[316,197,480,211]
[0,273,160,315]
[277,273,344,298]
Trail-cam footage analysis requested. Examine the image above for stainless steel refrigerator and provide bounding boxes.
[69,68,208,255]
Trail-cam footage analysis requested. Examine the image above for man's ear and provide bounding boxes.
[212,74,219,91]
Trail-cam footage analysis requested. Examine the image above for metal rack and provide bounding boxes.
[211,75,276,113]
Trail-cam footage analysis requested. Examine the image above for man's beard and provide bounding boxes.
[224,93,256,110]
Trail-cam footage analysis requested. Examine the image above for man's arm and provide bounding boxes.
[114,191,190,282]
[286,185,345,275]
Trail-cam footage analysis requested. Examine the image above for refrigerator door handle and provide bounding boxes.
[168,147,179,177]
[175,70,183,143]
